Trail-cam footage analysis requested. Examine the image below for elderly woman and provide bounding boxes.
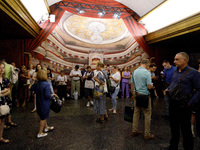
[93,61,109,123]
[109,66,121,114]
[0,62,12,143]
[30,69,57,138]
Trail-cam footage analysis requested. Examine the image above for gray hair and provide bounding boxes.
[177,52,189,62]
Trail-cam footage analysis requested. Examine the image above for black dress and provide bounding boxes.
[0,78,12,118]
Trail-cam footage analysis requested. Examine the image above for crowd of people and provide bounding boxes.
[0,52,200,150]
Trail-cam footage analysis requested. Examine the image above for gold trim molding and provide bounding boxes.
[145,12,200,44]
[0,0,40,38]
[44,0,51,14]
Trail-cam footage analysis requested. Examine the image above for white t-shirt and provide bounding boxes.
[110,72,121,89]
[83,72,94,89]
[29,69,35,77]
[70,69,82,80]
[57,75,67,85]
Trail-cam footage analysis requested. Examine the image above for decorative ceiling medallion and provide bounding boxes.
[64,15,128,44]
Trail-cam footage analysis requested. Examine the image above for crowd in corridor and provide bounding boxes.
[0,52,200,150]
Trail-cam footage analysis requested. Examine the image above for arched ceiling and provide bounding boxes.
[33,0,158,69]
[38,11,142,66]
[47,0,165,18]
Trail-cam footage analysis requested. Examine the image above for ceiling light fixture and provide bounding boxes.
[113,12,121,19]
[76,8,85,15]
[98,9,106,18]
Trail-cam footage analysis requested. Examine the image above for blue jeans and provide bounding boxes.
[164,95,169,115]
[111,88,120,110]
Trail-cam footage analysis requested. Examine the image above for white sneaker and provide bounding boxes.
[86,102,90,107]
[37,132,48,138]
[44,126,54,132]
[90,101,94,106]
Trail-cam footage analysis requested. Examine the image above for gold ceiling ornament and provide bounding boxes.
[64,15,128,44]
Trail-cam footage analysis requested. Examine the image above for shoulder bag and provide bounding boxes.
[50,96,62,113]
[132,71,149,108]
[166,68,191,107]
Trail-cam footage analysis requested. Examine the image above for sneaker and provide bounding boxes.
[144,134,155,140]
[44,126,54,132]
[86,102,90,107]
[90,101,94,106]
[37,132,48,138]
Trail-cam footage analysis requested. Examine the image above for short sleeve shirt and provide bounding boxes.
[57,75,67,85]
[70,69,82,80]
[132,67,152,95]
[83,72,94,89]
[110,72,121,89]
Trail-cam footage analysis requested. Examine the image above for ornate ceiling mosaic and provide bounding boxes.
[64,15,128,44]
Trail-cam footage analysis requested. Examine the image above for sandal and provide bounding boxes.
[109,108,114,112]
[0,138,10,143]
[7,122,18,127]
[95,118,105,123]
[4,125,10,130]
[31,108,36,113]
[44,126,54,132]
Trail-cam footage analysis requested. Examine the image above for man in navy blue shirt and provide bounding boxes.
[162,60,176,118]
[162,52,200,150]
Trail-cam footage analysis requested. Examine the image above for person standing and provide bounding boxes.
[81,64,88,98]
[83,66,94,107]
[109,66,121,114]
[47,68,55,94]
[0,59,18,129]
[30,69,57,138]
[131,59,154,140]
[162,52,200,150]
[11,62,20,107]
[121,66,131,98]
[0,62,12,143]
[161,60,176,118]
[56,70,67,101]
[195,61,200,138]
[93,61,109,123]
[30,64,42,113]
[70,65,82,99]
[18,65,30,107]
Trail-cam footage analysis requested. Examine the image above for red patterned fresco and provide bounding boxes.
[59,0,138,19]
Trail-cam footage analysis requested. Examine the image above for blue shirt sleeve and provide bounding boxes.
[189,71,200,106]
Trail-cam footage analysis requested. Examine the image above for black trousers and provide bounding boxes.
[169,103,193,150]
[57,85,67,100]
[196,108,200,138]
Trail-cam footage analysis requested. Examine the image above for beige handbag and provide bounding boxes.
[0,103,10,116]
